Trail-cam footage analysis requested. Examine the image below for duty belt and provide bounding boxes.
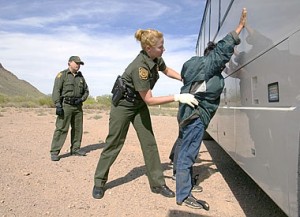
[125,87,142,104]
[64,97,81,105]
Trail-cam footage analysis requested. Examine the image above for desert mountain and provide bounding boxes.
[0,63,45,97]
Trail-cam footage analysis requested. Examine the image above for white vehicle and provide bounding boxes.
[197,1,300,216]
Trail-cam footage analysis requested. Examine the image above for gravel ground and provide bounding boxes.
[0,107,287,217]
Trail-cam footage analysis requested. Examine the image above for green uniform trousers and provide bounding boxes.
[50,103,83,154]
[94,99,166,188]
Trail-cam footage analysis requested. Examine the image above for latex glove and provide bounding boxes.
[74,98,82,105]
[56,106,64,116]
[174,93,198,108]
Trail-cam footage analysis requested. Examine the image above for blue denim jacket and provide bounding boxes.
[178,31,241,128]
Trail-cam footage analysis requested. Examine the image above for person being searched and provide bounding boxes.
[50,56,89,161]
[92,28,198,200]
[175,8,247,209]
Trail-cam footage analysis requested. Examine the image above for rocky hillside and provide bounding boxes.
[0,63,45,97]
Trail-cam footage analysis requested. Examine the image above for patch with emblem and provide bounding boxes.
[139,67,149,80]
[56,72,62,78]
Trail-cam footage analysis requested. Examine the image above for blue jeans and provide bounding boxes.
[170,130,183,175]
[176,118,204,202]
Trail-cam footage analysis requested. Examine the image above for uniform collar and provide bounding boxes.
[66,69,82,76]
[140,50,157,70]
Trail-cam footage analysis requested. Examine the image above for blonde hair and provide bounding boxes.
[135,29,163,50]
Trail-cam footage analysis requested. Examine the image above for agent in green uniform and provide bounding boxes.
[50,56,89,161]
[92,29,198,199]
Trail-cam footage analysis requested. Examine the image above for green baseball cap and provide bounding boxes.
[68,56,84,65]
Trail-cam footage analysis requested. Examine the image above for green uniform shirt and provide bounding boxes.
[122,50,166,92]
[52,69,89,107]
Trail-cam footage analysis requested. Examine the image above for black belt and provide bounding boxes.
[64,97,81,105]
[125,87,142,104]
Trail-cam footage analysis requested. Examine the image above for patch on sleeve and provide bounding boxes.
[56,72,62,78]
[139,67,149,80]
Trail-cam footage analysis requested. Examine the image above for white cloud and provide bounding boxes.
[0,0,205,97]
[0,30,196,96]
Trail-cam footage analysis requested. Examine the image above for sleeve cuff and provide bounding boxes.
[229,31,241,45]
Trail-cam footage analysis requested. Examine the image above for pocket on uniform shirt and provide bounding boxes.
[64,82,74,91]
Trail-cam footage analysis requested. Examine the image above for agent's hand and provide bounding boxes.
[174,93,199,108]
[74,98,82,105]
[56,106,64,116]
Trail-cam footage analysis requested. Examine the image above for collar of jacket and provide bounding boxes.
[66,69,82,77]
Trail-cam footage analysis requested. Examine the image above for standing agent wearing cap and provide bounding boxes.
[92,29,198,199]
[50,56,89,161]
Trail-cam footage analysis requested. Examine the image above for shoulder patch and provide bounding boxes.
[56,72,62,78]
[139,67,149,80]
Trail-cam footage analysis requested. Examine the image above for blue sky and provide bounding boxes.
[0,0,205,97]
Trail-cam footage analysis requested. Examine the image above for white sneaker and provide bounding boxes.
[192,185,203,192]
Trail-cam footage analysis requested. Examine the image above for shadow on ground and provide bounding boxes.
[167,209,210,217]
[201,139,287,217]
[59,142,106,159]
[105,163,173,190]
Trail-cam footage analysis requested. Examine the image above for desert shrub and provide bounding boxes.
[38,96,53,107]
[0,95,9,104]
[0,95,49,107]
[0,94,178,116]
[96,95,111,106]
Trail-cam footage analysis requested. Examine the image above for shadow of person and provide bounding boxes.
[59,142,106,159]
[81,142,106,154]
[105,162,171,190]
[192,161,219,185]
[167,209,209,217]
[202,140,287,217]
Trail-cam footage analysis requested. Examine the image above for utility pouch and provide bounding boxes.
[111,75,127,106]
[125,87,138,103]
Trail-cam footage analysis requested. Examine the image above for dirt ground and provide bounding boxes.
[0,107,287,217]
